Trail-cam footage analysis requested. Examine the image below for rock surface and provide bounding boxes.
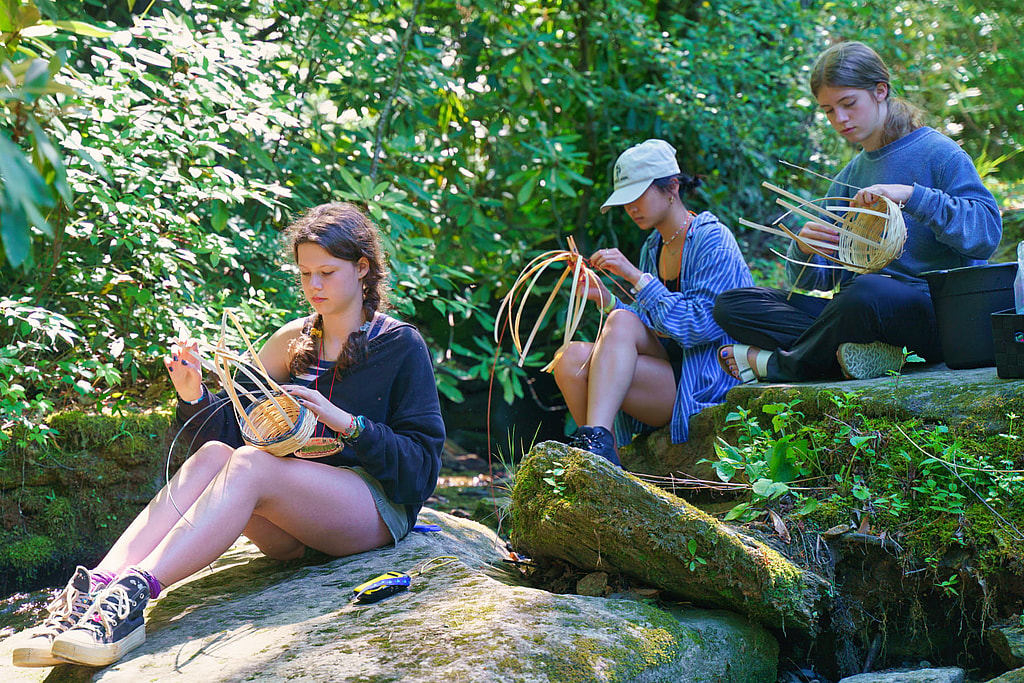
[838,668,965,683]
[511,441,830,635]
[990,622,1024,668]
[988,666,1024,682]
[0,508,779,682]
[624,365,1024,479]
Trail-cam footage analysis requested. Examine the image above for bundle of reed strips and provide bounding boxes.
[495,237,610,372]
[196,311,316,456]
[739,180,906,274]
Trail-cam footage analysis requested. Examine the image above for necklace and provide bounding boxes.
[661,212,693,248]
[296,331,342,458]
[295,316,374,458]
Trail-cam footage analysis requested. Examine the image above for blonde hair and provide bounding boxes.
[810,41,923,147]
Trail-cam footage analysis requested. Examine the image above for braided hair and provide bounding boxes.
[285,202,391,378]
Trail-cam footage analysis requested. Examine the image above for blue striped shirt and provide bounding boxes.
[612,211,754,444]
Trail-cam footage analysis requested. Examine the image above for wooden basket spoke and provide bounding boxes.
[196,311,316,456]
[496,238,609,370]
[741,171,907,275]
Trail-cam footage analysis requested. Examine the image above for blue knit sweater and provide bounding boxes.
[611,211,754,445]
[786,126,1002,292]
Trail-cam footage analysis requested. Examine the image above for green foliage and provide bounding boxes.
[704,391,1024,595]
[543,461,567,497]
[2,0,1022,435]
[0,0,97,269]
[707,400,816,521]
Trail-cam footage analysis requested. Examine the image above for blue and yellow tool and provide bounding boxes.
[350,556,459,604]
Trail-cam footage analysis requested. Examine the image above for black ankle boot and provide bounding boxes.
[569,425,621,467]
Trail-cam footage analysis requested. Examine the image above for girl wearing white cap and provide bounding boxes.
[551,139,753,465]
[713,41,1000,383]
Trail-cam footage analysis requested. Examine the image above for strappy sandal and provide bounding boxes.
[717,344,771,384]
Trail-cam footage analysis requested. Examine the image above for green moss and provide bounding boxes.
[0,404,175,590]
[0,534,57,579]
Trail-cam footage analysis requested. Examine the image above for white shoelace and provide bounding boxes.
[41,582,90,631]
[82,584,134,639]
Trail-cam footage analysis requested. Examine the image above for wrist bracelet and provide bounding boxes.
[178,386,207,405]
[600,293,618,315]
[338,413,356,438]
[346,415,366,441]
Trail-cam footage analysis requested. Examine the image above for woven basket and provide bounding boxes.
[739,181,907,274]
[239,392,317,456]
[200,311,316,456]
[833,196,906,273]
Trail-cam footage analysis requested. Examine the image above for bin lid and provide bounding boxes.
[922,262,1017,298]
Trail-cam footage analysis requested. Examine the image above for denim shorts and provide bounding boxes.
[347,466,410,544]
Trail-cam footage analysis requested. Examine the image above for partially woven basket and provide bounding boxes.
[739,181,906,274]
[201,311,316,456]
[240,392,317,455]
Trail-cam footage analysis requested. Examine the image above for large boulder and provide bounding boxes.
[510,441,830,635]
[0,509,779,682]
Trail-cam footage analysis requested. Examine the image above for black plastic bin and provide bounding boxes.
[991,308,1024,379]
[922,262,1017,369]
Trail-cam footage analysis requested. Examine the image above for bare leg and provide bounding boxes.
[551,341,596,427]
[94,441,236,575]
[136,447,390,587]
[551,309,677,430]
[585,309,674,428]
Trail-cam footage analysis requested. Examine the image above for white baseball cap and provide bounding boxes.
[600,139,680,214]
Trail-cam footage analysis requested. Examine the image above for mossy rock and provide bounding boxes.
[0,509,780,682]
[0,404,175,590]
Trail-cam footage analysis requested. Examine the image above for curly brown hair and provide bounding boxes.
[285,202,391,377]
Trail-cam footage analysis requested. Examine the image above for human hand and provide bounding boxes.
[283,384,352,435]
[573,268,612,305]
[795,221,840,256]
[852,184,913,207]
[164,338,204,402]
[588,248,642,286]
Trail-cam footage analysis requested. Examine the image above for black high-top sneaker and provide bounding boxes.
[51,571,150,667]
[569,425,621,466]
[12,566,95,667]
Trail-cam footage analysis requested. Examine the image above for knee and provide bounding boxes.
[598,308,643,342]
[829,280,884,317]
[227,445,278,474]
[183,441,233,477]
[713,288,748,327]
[551,342,593,383]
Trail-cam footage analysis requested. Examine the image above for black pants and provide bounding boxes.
[712,275,942,381]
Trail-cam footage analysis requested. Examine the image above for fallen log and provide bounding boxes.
[510,441,830,635]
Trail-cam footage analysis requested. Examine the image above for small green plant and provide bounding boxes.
[686,538,707,572]
[704,400,816,521]
[937,574,960,597]
[543,461,567,497]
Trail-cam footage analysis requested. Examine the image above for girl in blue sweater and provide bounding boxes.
[13,203,444,669]
[714,41,1002,382]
